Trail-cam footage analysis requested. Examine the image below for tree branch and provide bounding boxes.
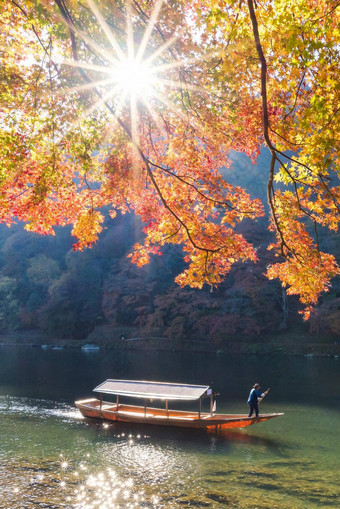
[247,0,290,256]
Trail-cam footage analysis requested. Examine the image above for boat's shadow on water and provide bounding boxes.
[83,417,288,455]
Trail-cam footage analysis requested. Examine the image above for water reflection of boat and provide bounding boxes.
[75,379,283,430]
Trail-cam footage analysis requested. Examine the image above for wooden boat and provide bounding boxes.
[75,379,283,430]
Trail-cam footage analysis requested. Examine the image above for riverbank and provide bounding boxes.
[0,330,339,357]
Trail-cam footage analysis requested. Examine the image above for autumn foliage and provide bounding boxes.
[0,0,339,318]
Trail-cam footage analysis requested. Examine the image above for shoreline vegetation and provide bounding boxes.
[1,330,339,358]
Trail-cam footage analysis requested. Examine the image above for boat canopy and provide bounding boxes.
[93,379,210,400]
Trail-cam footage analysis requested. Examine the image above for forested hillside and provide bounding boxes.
[0,151,339,343]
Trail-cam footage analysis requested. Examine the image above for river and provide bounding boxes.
[0,346,339,508]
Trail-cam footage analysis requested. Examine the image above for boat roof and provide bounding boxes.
[93,379,210,400]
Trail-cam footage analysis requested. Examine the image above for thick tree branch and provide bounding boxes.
[247,0,289,256]
[246,0,336,260]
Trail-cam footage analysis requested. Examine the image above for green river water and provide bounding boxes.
[0,346,339,508]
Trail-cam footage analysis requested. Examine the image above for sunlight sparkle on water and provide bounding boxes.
[54,446,160,508]
[73,468,147,508]
[59,453,71,471]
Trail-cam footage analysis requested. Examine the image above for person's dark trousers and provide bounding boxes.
[248,404,259,417]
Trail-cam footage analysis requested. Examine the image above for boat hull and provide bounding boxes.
[75,398,283,430]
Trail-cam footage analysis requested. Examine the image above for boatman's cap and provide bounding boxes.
[254,383,260,388]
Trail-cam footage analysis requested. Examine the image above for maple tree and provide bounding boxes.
[0,0,339,318]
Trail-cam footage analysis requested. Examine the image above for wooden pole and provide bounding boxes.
[258,388,270,405]
[144,399,147,418]
[199,397,202,419]
[116,394,119,410]
[210,393,213,415]
[100,393,103,411]
[165,400,168,416]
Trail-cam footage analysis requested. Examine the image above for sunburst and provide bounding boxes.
[60,0,208,150]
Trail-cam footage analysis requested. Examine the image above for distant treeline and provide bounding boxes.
[0,151,339,342]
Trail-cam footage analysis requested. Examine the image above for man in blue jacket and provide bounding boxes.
[247,383,269,417]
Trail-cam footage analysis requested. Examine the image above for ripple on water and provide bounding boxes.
[0,395,83,421]
[0,396,339,508]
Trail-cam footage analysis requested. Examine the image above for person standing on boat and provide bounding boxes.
[247,383,269,417]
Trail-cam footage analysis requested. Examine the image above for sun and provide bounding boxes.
[110,59,154,99]
[61,0,188,123]
[59,0,208,155]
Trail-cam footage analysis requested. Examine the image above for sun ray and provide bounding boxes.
[130,95,138,144]
[95,115,122,150]
[107,88,129,118]
[86,0,125,61]
[150,88,208,137]
[126,0,135,62]
[54,10,119,67]
[155,77,209,94]
[56,77,117,96]
[143,30,184,67]
[127,0,142,182]
[69,27,120,67]
[130,95,142,180]
[136,0,165,63]
[151,89,189,120]
[85,87,130,152]
[57,84,125,146]
[142,100,168,138]
[61,58,116,75]
[150,49,220,74]
[84,85,125,118]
